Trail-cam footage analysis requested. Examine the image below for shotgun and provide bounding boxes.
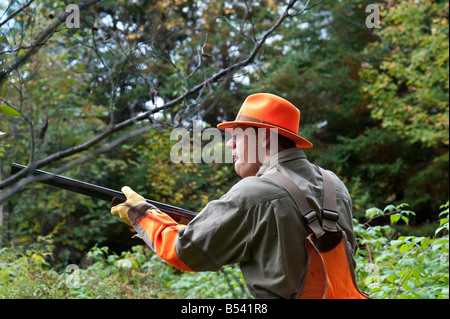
[10,163,196,221]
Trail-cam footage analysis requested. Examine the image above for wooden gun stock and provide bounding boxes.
[10,163,196,221]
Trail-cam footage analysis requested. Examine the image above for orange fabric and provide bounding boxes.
[139,210,193,271]
[217,93,313,148]
[298,235,369,299]
[296,241,328,298]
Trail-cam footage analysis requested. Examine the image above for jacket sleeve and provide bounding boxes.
[127,202,193,271]
[174,191,254,271]
[128,188,254,272]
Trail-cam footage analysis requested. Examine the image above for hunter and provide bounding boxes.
[111,93,365,299]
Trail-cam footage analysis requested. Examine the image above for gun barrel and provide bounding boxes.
[11,163,196,221]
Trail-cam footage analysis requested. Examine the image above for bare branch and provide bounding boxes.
[287,0,323,17]
[0,0,35,29]
[0,0,101,85]
[0,0,321,203]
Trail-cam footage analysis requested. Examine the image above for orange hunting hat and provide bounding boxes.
[217,93,313,148]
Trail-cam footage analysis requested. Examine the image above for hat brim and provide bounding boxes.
[217,120,313,148]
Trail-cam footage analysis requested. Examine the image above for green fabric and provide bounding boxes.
[175,148,356,298]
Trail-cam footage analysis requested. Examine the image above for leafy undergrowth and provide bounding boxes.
[0,202,448,299]
[0,241,250,299]
[354,202,449,299]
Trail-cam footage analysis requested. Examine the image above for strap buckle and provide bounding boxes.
[302,209,318,224]
[303,209,325,238]
[321,208,339,222]
[321,208,339,232]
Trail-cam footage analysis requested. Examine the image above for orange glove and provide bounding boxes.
[111,186,146,226]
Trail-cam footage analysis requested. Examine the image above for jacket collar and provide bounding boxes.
[256,148,307,177]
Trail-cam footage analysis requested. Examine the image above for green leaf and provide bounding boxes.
[365,275,377,285]
[0,106,21,116]
[391,239,404,248]
[390,214,401,224]
[381,274,395,283]
[384,204,397,213]
[366,207,382,219]
[401,216,410,225]
[435,224,449,236]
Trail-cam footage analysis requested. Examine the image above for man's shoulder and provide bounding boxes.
[231,175,284,192]
[323,169,351,200]
[226,176,288,206]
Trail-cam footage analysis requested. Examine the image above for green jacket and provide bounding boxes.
[175,148,356,298]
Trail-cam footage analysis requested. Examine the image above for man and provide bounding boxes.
[111,93,357,298]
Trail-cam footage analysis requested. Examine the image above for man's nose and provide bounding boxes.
[225,136,234,150]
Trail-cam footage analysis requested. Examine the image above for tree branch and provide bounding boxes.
[0,0,101,85]
[0,0,321,202]
[0,0,35,29]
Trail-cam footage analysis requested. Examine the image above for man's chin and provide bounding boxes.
[234,162,260,179]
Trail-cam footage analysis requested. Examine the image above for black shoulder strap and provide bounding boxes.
[261,167,339,237]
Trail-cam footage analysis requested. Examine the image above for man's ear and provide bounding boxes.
[261,129,271,147]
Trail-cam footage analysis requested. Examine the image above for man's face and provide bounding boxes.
[225,126,264,178]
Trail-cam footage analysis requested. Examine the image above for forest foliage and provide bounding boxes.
[0,201,448,299]
[0,0,448,299]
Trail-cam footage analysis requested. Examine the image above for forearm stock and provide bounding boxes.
[10,163,196,221]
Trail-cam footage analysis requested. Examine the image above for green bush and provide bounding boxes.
[0,236,249,299]
[354,202,449,299]
[1,202,448,299]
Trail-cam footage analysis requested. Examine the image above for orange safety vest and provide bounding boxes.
[262,168,370,299]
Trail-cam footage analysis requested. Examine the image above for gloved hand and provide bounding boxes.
[111,186,146,226]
